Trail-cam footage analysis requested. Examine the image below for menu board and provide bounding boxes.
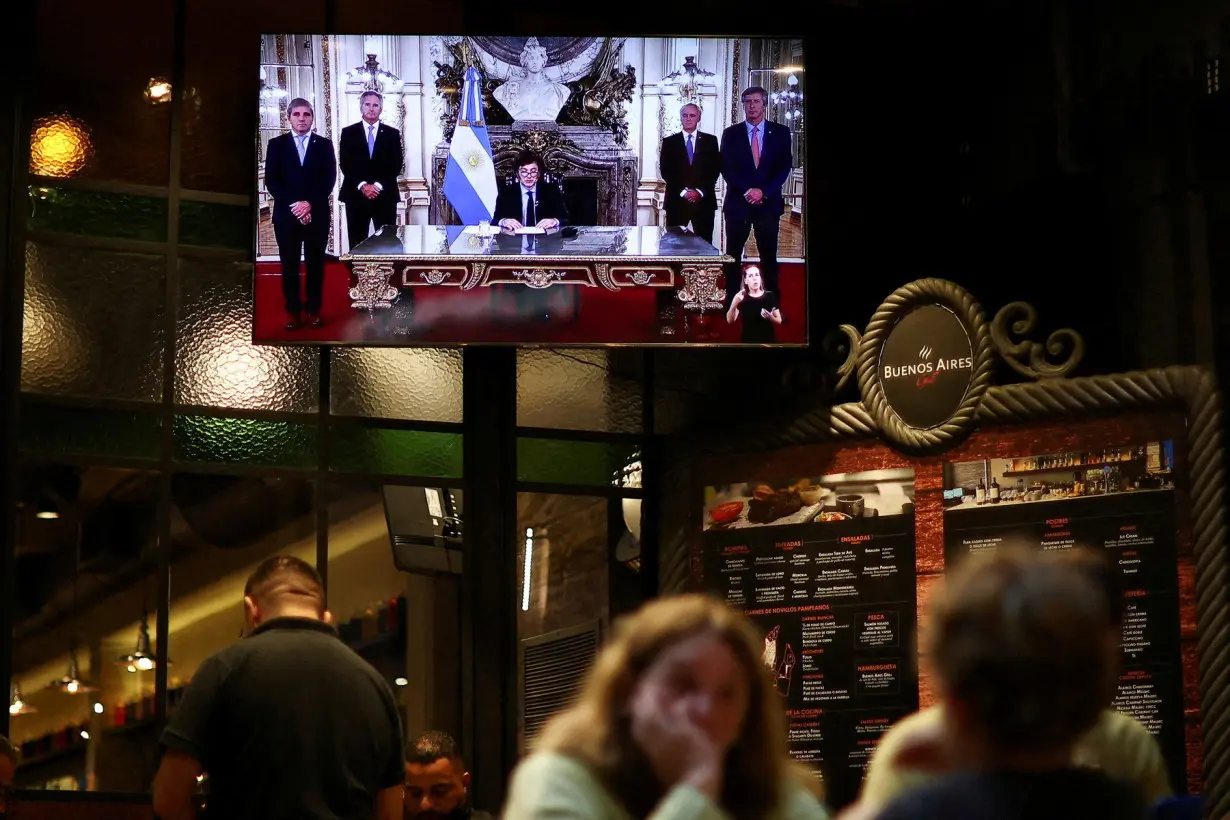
[700,468,919,808]
[942,442,1186,793]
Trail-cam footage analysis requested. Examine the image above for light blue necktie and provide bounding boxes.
[296,134,307,165]
[367,124,375,158]
[686,134,694,164]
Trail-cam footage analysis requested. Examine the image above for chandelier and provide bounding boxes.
[658,56,715,101]
[346,37,400,93]
[771,73,804,123]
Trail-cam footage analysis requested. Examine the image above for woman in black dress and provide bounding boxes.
[725,265,783,343]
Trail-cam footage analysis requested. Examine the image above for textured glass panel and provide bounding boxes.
[176,257,318,412]
[517,350,641,434]
[27,186,167,241]
[517,438,639,487]
[22,241,165,401]
[653,349,726,435]
[18,398,161,459]
[31,0,171,185]
[329,426,463,478]
[331,348,463,423]
[172,415,316,468]
[182,2,326,193]
[180,201,251,250]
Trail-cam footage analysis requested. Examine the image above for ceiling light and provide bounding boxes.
[9,681,37,716]
[54,649,97,694]
[117,614,169,671]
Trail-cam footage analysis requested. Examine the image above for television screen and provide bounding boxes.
[254,35,807,346]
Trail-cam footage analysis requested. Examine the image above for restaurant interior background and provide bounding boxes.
[1,0,1228,814]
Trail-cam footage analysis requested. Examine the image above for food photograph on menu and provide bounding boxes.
[252,34,808,346]
[702,468,915,531]
[941,441,1188,793]
[699,467,918,808]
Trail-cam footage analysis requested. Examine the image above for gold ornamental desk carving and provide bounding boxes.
[341,226,735,325]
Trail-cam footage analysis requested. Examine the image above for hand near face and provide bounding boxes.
[629,686,724,797]
[731,290,745,307]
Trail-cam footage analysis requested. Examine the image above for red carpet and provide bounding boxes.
[253,261,806,346]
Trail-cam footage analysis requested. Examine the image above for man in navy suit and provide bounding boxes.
[719,86,793,302]
[660,102,721,244]
[339,90,403,251]
[264,98,337,330]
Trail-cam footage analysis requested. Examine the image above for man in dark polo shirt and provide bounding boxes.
[152,555,404,820]
[403,731,493,820]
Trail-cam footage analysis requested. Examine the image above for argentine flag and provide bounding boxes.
[443,66,497,225]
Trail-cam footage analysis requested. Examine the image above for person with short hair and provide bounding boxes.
[264,97,337,331]
[403,731,493,820]
[152,555,404,820]
[660,102,721,244]
[339,89,403,250]
[720,85,792,303]
[868,547,1150,820]
[852,549,1170,816]
[0,734,18,816]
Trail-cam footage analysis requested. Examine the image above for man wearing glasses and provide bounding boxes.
[492,150,569,322]
[494,150,566,233]
[0,734,16,817]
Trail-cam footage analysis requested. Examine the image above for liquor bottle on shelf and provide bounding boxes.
[989,477,1001,503]
[975,480,986,505]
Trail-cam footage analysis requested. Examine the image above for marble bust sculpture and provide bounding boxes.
[492,37,572,122]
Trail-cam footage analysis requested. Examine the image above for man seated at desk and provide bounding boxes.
[494,150,566,233]
[492,149,569,323]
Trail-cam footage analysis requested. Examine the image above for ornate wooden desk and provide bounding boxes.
[341,225,732,336]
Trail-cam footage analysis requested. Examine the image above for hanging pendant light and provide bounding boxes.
[59,525,98,691]
[9,681,37,715]
[116,614,165,672]
[54,647,97,693]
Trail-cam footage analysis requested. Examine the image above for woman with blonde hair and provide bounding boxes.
[503,593,830,819]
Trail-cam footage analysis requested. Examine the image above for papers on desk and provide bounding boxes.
[513,226,546,235]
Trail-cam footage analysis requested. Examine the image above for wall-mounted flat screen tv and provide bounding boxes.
[254,34,807,346]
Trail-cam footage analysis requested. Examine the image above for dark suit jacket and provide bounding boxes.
[720,119,793,220]
[264,131,337,227]
[660,130,720,223]
[337,120,403,206]
[493,181,568,227]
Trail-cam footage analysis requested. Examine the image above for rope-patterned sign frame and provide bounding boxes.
[674,278,1227,817]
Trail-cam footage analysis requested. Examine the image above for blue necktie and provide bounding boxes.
[296,135,307,165]
[686,134,694,164]
[367,124,375,158]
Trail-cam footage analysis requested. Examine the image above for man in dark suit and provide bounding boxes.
[264,97,337,330]
[659,102,721,244]
[494,149,567,232]
[339,90,403,251]
[720,85,794,302]
[493,150,569,322]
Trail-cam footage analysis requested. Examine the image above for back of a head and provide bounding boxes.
[244,554,325,617]
[929,547,1117,754]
